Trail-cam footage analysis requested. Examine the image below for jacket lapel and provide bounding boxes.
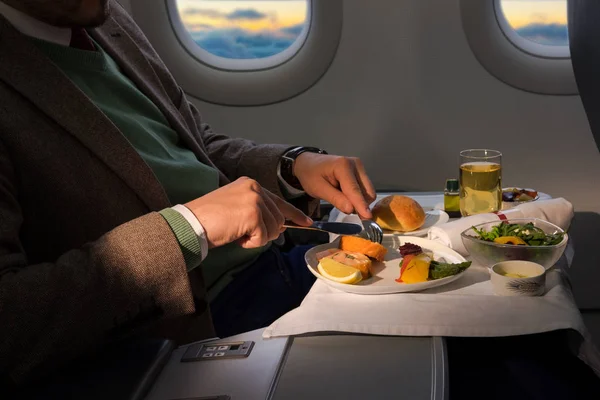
[0,16,170,211]
[89,15,222,175]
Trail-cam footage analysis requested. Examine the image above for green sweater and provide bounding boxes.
[34,39,266,300]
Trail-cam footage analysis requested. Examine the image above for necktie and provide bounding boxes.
[70,28,96,51]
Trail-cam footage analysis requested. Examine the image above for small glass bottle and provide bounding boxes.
[444,178,461,218]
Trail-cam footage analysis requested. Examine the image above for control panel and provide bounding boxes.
[180,341,254,362]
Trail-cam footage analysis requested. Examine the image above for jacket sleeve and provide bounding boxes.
[186,101,320,216]
[0,142,196,384]
[188,102,292,192]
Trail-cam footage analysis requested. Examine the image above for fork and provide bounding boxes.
[358,220,384,244]
[283,220,383,244]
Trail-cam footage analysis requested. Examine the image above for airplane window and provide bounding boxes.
[132,0,340,105]
[496,0,568,57]
[174,0,310,68]
[460,0,575,95]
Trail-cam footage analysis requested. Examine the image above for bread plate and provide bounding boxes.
[382,209,449,237]
[306,236,468,295]
[335,209,449,238]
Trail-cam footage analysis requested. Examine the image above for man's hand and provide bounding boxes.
[293,153,376,219]
[185,177,312,249]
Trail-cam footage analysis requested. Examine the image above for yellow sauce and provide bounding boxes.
[501,272,528,278]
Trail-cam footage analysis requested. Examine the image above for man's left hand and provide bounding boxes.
[293,153,376,219]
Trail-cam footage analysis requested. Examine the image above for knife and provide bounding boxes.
[283,221,363,235]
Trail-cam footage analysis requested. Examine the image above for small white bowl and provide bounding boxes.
[490,261,546,296]
[501,187,540,210]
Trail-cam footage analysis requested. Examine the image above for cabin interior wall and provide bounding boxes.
[127,0,600,311]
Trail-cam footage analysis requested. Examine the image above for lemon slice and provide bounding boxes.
[317,258,363,284]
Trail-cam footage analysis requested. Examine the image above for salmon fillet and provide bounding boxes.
[339,236,387,262]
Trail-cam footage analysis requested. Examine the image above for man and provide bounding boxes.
[0,0,376,385]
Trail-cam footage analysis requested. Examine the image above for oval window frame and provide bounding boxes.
[494,0,569,59]
[460,0,577,95]
[168,0,312,72]
[129,0,343,106]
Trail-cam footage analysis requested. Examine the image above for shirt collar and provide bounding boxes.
[0,1,71,46]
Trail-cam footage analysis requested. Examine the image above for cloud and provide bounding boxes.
[186,23,214,31]
[194,30,255,59]
[182,7,269,22]
[280,23,305,36]
[182,8,225,19]
[190,24,306,59]
[515,23,568,46]
[226,9,268,21]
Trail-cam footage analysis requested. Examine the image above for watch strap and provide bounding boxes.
[280,146,328,190]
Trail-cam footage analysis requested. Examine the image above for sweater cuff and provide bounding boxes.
[172,204,209,261]
[159,208,202,271]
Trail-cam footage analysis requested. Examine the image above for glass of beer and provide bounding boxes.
[459,149,502,216]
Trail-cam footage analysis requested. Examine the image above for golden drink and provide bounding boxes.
[459,162,502,216]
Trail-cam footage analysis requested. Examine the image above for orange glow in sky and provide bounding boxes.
[500,0,567,29]
[176,0,307,32]
[175,0,566,33]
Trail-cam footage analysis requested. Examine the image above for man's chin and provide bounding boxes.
[83,11,110,28]
[80,0,111,27]
[55,1,111,28]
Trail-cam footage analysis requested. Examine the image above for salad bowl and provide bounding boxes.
[460,218,568,270]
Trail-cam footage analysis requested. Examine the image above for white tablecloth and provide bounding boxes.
[265,193,600,376]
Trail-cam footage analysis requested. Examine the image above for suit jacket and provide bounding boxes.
[0,1,316,384]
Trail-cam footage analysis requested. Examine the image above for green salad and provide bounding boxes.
[472,222,564,246]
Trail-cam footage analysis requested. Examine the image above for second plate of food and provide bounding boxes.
[306,236,470,295]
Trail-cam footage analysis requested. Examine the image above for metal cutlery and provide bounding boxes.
[358,220,384,244]
[283,221,363,235]
[283,220,383,244]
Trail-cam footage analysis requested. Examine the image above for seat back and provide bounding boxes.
[569,0,600,153]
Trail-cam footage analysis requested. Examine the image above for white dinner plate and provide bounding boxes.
[306,236,469,295]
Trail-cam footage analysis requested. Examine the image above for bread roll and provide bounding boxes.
[372,195,426,232]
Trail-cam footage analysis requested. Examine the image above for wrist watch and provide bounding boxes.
[280,146,328,190]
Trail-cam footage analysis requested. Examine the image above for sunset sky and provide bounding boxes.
[174,0,568,59]
[176,0,307,33]
[501,0,567,28]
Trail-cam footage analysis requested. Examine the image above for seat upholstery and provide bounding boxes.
[568,0,600,153]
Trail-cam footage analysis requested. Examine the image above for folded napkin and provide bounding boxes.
[427,198,574,256]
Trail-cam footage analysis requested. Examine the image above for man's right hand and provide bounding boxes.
[185,177,313,249]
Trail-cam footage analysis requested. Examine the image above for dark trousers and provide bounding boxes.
[210,244,316,339]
